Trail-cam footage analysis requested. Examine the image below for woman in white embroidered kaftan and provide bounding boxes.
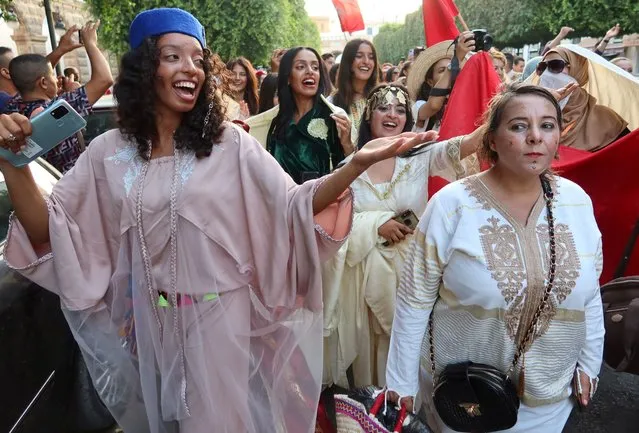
[0,12,436,433]
[322,84,479,388]
[386,85,605,433]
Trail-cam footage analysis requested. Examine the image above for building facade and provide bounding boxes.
[1,0,117,80]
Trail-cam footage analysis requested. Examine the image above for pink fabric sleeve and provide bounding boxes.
[4,133,117,310]
[235,126,353,312]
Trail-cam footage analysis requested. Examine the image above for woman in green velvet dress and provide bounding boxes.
[266,47,356,183]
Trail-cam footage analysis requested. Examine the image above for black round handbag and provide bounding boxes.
[430,177,557,432]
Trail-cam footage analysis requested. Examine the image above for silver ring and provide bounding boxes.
[6,134,16,143]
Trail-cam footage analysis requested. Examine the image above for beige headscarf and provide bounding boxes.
[542,47,627,151]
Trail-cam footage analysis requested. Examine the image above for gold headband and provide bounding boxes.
[364,86,409,121]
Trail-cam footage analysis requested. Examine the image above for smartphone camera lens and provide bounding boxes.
[51,106,69,119]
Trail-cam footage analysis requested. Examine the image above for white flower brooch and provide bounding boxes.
[308,118,329,140]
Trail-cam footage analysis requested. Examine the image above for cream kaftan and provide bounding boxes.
[5,124,353,433]
[322,137,466,388]
[386,175,604,432]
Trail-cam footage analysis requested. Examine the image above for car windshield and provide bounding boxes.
[0,161,59,242]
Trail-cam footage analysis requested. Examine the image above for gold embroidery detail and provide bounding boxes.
[445,136,466,178]
[537,221,581,303]
[468,176,581,345]
[463,177,492,210]
[479,216,526,304]
[363,163,412,201]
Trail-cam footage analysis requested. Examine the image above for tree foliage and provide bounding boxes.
[0,1,17,22]
[456,0,639,48]
[373,8,425,64]
[85,0,320,65]
[374,0,639,58]
[538,0,639,41]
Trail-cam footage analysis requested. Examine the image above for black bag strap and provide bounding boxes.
[613,217,639,279]
[429,87,452,97]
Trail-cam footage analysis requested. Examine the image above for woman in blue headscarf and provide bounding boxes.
[0,7,432,433]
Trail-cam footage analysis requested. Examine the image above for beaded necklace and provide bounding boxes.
[135,142,191,416]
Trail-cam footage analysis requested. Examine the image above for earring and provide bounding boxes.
[202,101,214,139]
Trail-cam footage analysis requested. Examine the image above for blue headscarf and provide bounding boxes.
[129,8,206,49]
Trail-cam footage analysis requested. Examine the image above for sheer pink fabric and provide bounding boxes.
[5,124,353,432]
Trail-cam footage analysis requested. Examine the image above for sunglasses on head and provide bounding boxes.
[536,59,569,75]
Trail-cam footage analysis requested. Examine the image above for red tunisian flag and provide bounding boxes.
[426,52,501,197]
[553,133,639,283]
[332,0,365,33]
[423,0,461,46]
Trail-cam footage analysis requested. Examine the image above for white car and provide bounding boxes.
[0,161,115,432]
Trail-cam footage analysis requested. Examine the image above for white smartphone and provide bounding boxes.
[0,99,87,167]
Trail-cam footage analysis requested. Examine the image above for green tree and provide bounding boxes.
[0,1,18,22]
[540,0,639,40]
[85,0,320,65]
[454,0,639,47]
[455,0,554,47]
[373,8,425,64]
[374,0,639,55]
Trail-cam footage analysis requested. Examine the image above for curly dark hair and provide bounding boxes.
[114,37,228,160]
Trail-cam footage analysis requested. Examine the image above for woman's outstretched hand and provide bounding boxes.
[312,130,437,215]
[351,131,438,171]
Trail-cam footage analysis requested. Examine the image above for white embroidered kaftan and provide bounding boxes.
[4,124,353,433]
[386,175,604,432]
[322,137,466,388]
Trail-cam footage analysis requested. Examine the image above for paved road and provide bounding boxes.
[564,364,639,432]
[93,364,639,433]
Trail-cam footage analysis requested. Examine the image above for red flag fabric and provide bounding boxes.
[332,0,365,33]
[554,131,639,283]
[427,52,501,198]
[423,0,460,46]
[438,52,502,140]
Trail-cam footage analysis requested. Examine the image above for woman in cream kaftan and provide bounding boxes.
[322,85,471,389]
[386,85,604,433]
[4,125,352,433]
[386,176,604,432]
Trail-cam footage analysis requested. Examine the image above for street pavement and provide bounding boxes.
[93,364,639,433]
[564,364,639,432]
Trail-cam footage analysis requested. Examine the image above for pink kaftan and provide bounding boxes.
[4,123,353,433]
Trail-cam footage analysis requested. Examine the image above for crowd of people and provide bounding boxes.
[0,6,637,433]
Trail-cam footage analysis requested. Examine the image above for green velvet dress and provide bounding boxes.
[267,101,345,184]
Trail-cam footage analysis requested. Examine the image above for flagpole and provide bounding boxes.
[456,13,470,32]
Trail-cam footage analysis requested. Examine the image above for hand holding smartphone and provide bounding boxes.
[0,100,86,167]
[382,209,419,247]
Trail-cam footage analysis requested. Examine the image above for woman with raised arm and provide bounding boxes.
[0,8,431,433]
[322,84,479,389]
